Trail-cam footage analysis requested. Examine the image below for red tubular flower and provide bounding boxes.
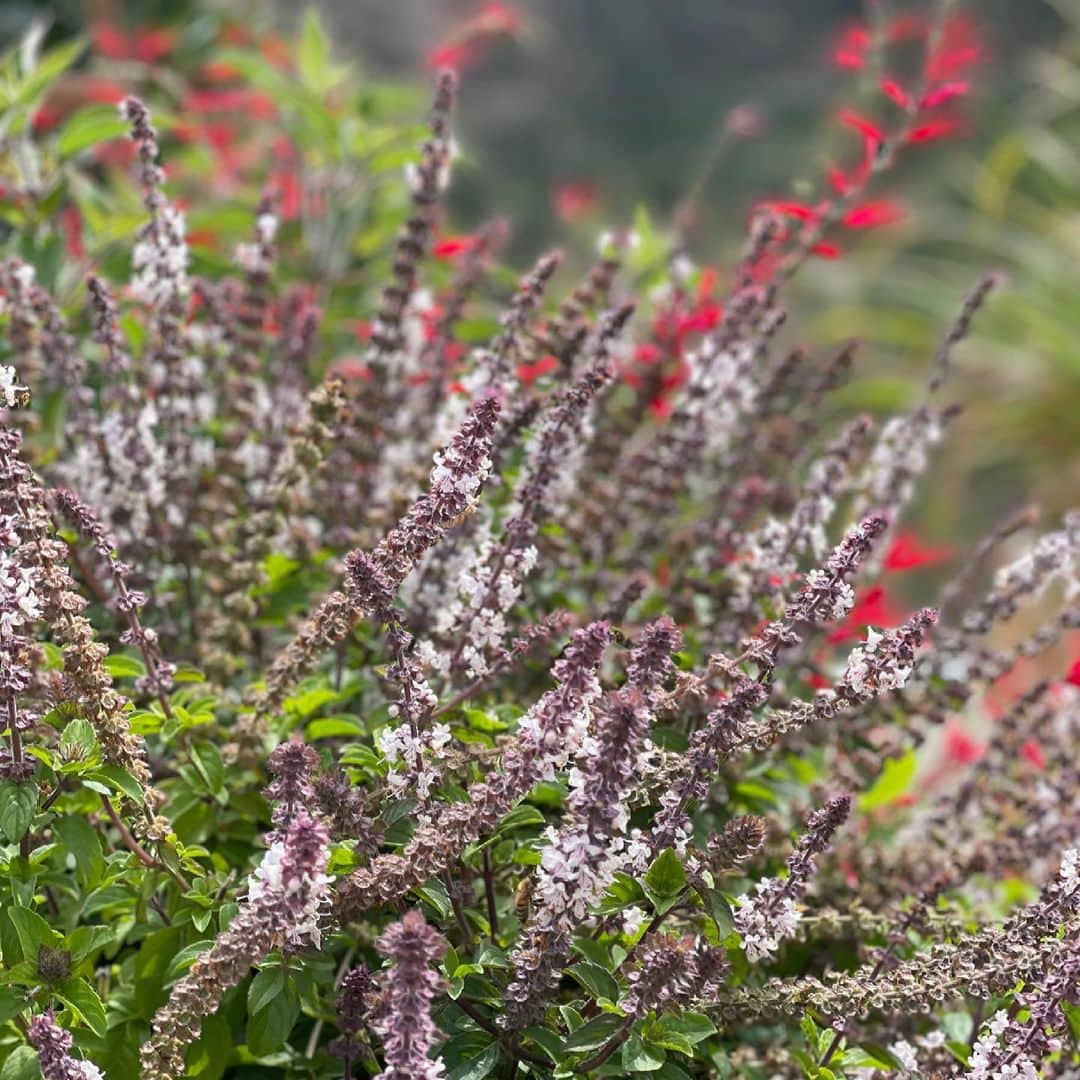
[90,22,128,58]
[432,235,477,260]
[884,532,952,571]
[827,164,851,196]
[759,200,822,223]
[1066,657,1080,687]
[925,12,984,82]
[553,181,601,223]
[82,78,127,105]
[880,78,912,110]
[516,355,559,385]
[634,343,661,365]
[943,724,984,765]
[830,22,870,71]
[1020,740,1046,771]
[271,171,303,220]
[907,120,958,144]
[201,60,242,83]
[843,200,904,229]
[840,109,885,149]
[827,585,904,644]
[426,40,479,71]
[811,242,841,259]
[921,80,970,109]
[132,27,177,63]
[59,206,84,258]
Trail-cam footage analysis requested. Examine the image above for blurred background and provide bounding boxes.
[2,0,1078,550]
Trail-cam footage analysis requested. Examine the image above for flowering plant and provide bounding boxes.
[0,8,1077,1080]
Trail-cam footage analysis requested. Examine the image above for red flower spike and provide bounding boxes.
[921,80,970,109]
[884,532,952,572]
[880,78,912,111]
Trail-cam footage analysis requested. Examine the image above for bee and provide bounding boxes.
[514,877,533,923]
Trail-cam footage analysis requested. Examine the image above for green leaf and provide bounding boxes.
[447,1045,499,1080]
[247,984,299,1057]
[643,1023,695,1057]
[562,1013,624,1053]
[568,962,619,1003]
[644,849,686,907]
[0,1046,41,1080]
[705,889,734,937]
[57,105,129,157]
[53,815,105,887]
[305,716,364,740]
[7,906,63,961]
[662,1012,716,1046]
[248,967,285,1015]
[83,766,145,805]
[0,986,27,1026]
[297,10,349,94]
[859,749,917,811]
[622,1029,665,1072]
[54,975,108,1036]
[0,781,38,843]
[103,653,147,679]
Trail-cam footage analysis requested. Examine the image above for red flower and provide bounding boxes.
[649,395,673,421]
[331,357,373,381]
[432,235,477,260]
[840,109,885,149]
[1020,740,1046,771]
[271,172,303,220]
[921,80,970,109]
[132,27,177,63]
[925,13,983,83]
[59,206,84,258]
[31,106,62,133]
[827,164,852,197]
[884,532,952,572]
[880,78,912,110]
[1066,657,1080,687]
[806,672,830,690]
[426,40,480,71]
[516,355,559,385]
[553,181,601,223]
[80,78,127,105]
[760,200,822,223]
[201,60,242,83]
[827,585,905,644]
[943,724,984,765]
[830,22,871,71]
[634,343,662,365]
[907,120,958,144]
[90,22,175,63]
[842,200,904,229]
[811,242,841,259]
[90,22,129,59]
[475,2,522,33]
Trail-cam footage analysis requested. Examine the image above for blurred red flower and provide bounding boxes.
[884,532,952,571]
